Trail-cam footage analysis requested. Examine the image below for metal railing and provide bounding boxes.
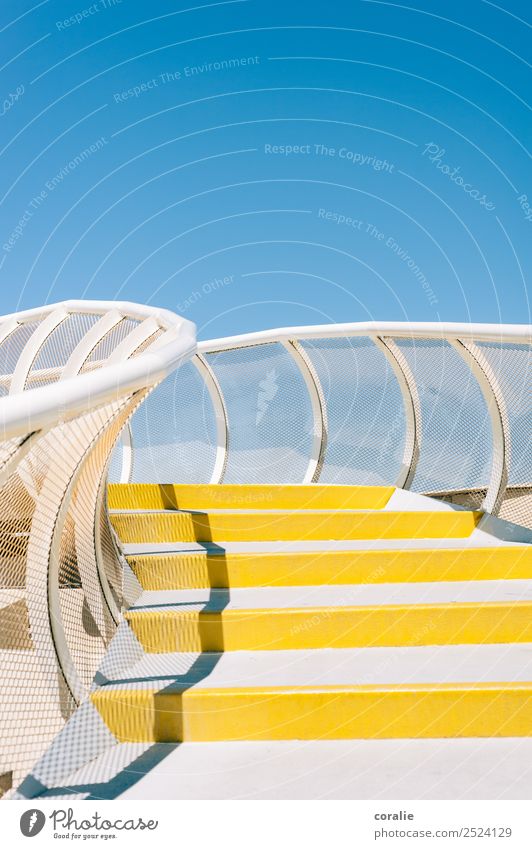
[0,300,196,791]
[120,321,531,529]
[1,304,530,792]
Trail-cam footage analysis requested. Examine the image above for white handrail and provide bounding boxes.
[0,300,197,790]
[0,300,196,440]
[198,321,532,351]
[192,321,530,526]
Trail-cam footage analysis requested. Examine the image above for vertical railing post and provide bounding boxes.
[281,339,328,484]
[192,353,229,484]
[450,338,510,515]
[118,422,134,484]
[10,309,69,394]
[372,336,422,490]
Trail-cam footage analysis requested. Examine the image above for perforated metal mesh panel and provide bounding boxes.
[392,338,493,493]
[0,398,142,786]
[205,343,314,483]
[27,313,100,390]
[0,323,40,396]
[302,337,406,484]
[121,360,218,483]
[0,429,77,787]
[477,341,532,527]
[0,303,184,790]
[84,318,139,366]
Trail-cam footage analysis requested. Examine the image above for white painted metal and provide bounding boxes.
[0,306,195,441]
[196,321,530,518]
[62,309,123,378]
[10,308,69,394]
[372,336,421,490]
[281,340,328,484]
[198,321,532,352]
[0,301,530,785]
[0,300,197,787]
[451,339,511,515]
[119,423,134,484]
[192,353,229,484]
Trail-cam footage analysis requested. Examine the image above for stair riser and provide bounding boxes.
[92,685,532,742]
[108,483,394,511]
[125,603,532,652]
[111,511,480,543]
[127,549,532,590]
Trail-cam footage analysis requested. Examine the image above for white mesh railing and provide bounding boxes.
[1,307,530,792]
[0,300,196,792]
[119,322,531,529]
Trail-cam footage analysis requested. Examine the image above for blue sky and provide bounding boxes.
[1,0,530,339]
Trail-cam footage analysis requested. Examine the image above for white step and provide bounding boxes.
[122,534,532,554]
[97,643,532,691]
[35,738,532,800]
[128,579,532,614]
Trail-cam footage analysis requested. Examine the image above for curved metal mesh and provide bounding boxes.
[27,313,101,390]
[206,343,314,484]
[476,342,532,527]
[302,337,406,485]
[0,303,190,792]
[119,360,218,484]
[393,338,493,494]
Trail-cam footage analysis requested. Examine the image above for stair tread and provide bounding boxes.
[122,537,531,554]
[97,643,532,690]
[111,508,476,515]
[34,737,532,800]
[127,579,532,613]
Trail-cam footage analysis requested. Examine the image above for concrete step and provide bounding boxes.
[98,643,532,689]
[123,580,532,652]
[125,545,532,589]
[108,483,394,511]
[91,680,532,742]
[130,579,532,610]
[34,737,532,800]
[110,509,481,544]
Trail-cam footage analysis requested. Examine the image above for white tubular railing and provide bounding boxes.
[0,300,196,791]
[120,321,531,529]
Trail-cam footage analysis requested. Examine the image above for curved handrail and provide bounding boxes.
[119,319,530,529]
[197,321,532,348]
[1,304,530,793]
[0,300,196,791]
[0,300,196,441]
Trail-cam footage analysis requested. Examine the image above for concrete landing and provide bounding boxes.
[35,738,532,800]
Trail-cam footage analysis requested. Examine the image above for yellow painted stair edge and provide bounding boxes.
[108,483,395,511]
[91,682,532,742]
[127,547,532,590]
[111,510,481,543]
[125,601,532,652]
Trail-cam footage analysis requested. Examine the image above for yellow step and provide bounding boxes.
[111,510,481,544]
[108,483,394,511]
[91,682,532,742]
[125,600,532,653]
[126,547,532,590]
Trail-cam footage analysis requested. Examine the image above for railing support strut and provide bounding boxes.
[282,339,328,484]
[372,336,422,490]
[450,338,511,515]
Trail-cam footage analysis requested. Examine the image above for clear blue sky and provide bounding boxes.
[1,0,530,339]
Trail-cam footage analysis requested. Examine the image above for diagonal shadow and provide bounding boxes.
[16,486,233,801]
[149,490,230,741]
[91,488,231,779]
[36,743,180,800]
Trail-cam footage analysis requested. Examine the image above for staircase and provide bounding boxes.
[89,483,532,749]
